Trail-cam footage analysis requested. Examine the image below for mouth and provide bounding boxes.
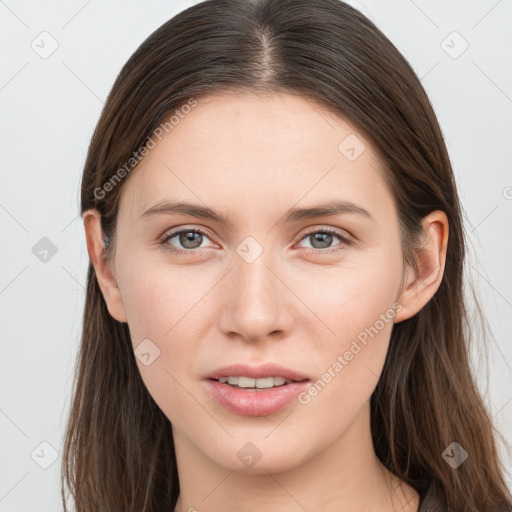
[203,363,311,416]
[209,375,308,391]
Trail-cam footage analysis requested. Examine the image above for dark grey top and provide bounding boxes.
[418,484,446,511]
[417,484,512,511]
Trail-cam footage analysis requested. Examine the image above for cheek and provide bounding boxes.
[293,244,403,349]
[116,256,213,419]
[118,252,205,343]
[291,246,402,412]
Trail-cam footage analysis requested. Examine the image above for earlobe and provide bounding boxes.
[83,209,128,323]
[394,211,449,323]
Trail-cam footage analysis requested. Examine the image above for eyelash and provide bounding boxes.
[159,227,353,256]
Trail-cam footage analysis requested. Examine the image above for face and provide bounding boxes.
[106,92,410,473]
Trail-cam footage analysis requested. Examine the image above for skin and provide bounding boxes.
[84,92,448,512]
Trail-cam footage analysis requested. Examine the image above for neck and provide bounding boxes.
[172,404,419,512]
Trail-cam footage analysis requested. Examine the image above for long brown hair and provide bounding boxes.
[61,0,512,510]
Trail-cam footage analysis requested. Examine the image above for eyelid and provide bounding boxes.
[160,224,216,241]
[160,224,353,242]
[296,225,354,243]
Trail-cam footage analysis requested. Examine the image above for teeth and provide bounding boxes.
[218,376,289,388]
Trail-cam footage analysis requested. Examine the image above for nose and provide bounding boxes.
[217,249,295,344]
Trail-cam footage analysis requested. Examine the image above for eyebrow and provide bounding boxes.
[140,199,374,226]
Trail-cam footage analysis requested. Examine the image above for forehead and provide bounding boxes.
[150,91,375,162]
[118,91,393,224]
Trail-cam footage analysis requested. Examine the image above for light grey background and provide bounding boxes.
[1,1,511,510]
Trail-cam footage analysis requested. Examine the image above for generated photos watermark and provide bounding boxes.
[298,302,403,405]
[94,97,198,200]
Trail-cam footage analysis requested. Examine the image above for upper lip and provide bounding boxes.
[205,363,310,382]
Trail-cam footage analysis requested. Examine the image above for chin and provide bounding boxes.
[206,439,312,475]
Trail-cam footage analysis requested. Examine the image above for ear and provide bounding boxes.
[394,210,449,323]
[83,209,128,323]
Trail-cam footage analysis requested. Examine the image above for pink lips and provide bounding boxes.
[205,362,310,382]
[203,362,310,416]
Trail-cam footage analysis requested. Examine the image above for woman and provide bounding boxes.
[61,0,512,510]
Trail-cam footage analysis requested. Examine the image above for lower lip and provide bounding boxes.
[203,379,310,416]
